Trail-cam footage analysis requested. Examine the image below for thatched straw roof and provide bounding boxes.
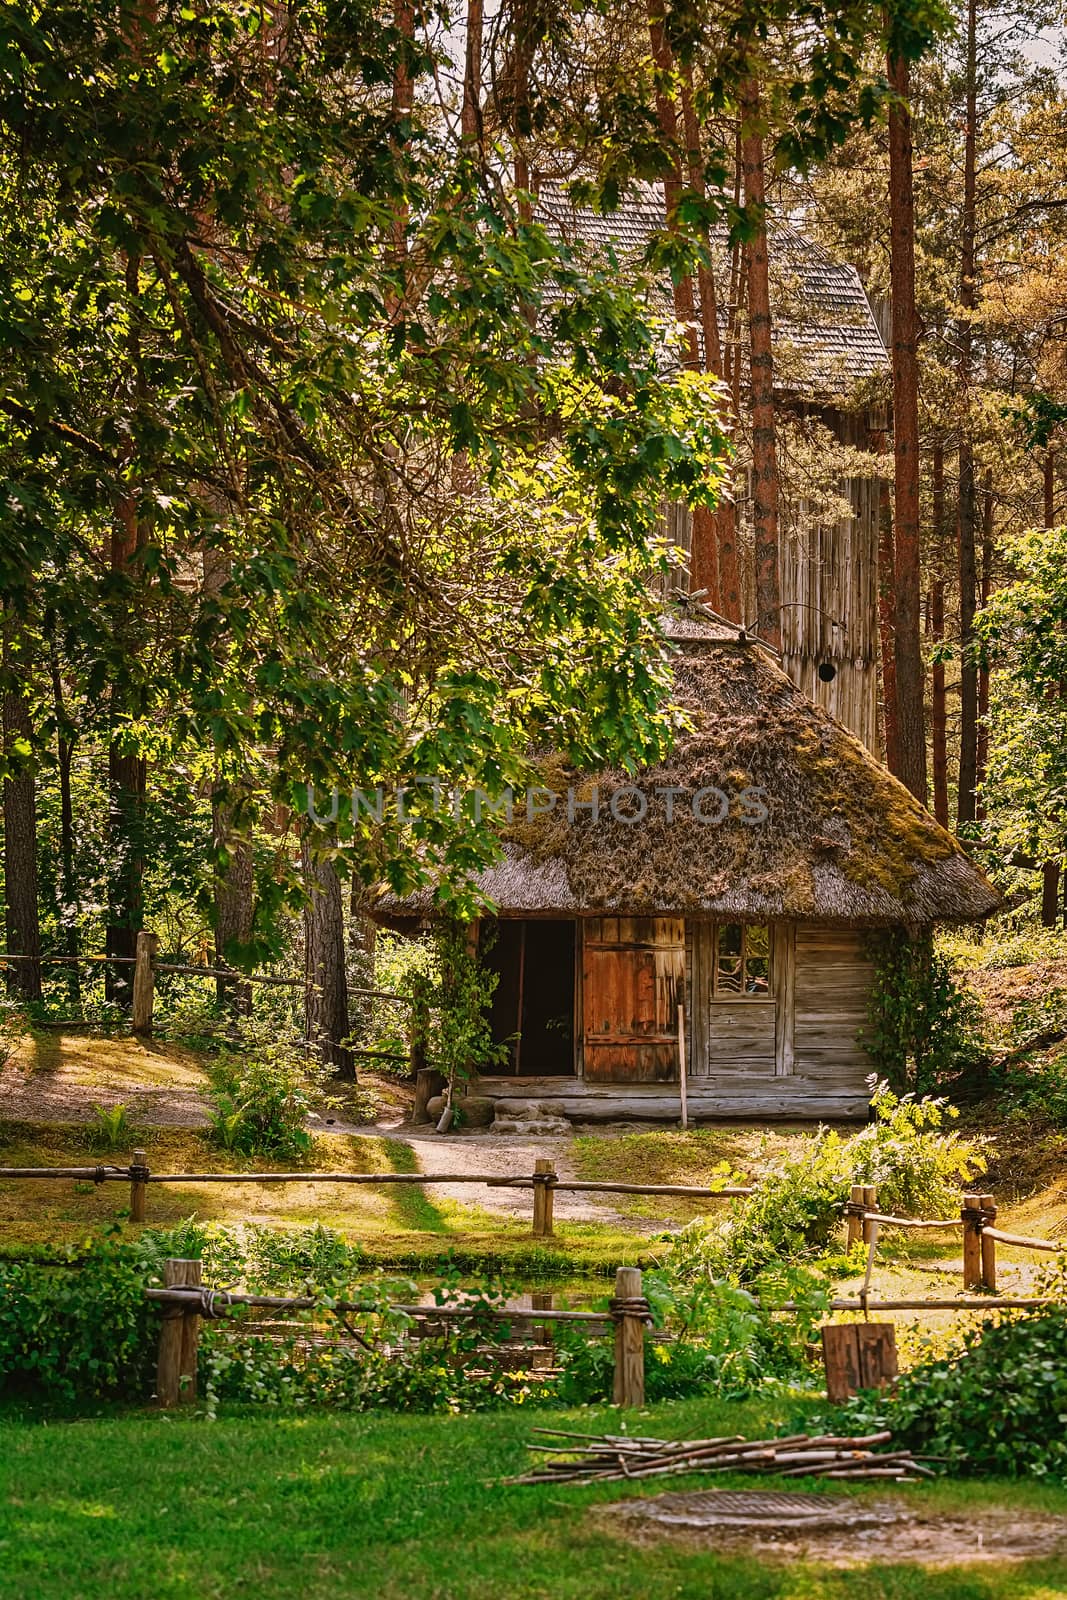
[382,626,998,927]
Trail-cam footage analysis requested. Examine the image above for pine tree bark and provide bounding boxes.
[49,644,80,1005]
[887,51,927,801]
[303,835,354,1079]
[975,468,994,817]
[955,0,979,828]
[461,0,484,146]
[679,64,731,613]
[740,78,782,650]
[2,625,41,1001]
[106,254,148,1002]
[930,444,949,827]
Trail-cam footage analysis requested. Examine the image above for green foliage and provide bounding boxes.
[411,921,509,1097]
[832,1309,1067,1479]
[864,930,987,1093]
[0,1232,181,1402]
[82,1103,135,1153]
[666,1084,983,1283]
[977,526,1067,883]
[205,1040,329,1160]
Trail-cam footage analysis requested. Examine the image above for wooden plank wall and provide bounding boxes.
[792,923,875,1090]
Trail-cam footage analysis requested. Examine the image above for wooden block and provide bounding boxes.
[821,1322,897,1402]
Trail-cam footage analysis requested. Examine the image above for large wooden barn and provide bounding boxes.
[381,620,997,1122]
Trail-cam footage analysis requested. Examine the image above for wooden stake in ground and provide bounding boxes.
[532,1157,556,1238]
[677,1003,688,1130]
[612,1266,647,1407]
[131,929,159,1037]
[156,1258,202,1408]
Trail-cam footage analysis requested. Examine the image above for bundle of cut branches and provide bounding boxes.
[510,1429,936,1486]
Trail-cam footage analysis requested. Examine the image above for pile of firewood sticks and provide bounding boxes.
[511,1428,936,1485]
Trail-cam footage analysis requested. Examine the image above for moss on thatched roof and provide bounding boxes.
[383,634,999,926]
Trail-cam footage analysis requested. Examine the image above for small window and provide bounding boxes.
[714,923,772,998]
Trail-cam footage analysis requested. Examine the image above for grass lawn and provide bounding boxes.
[2,1396,1067,1600]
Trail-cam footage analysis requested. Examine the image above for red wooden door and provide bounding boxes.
[582,916,685,1083]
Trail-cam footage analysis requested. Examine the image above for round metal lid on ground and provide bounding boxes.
[605,1490,908,1532]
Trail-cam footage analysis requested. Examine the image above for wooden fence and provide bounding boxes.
[847,1183,1066,1296]
[1,935,413,1058]
[0,1153,754,1236]
[147,1258,655,1408]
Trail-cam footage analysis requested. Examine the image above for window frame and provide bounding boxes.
[710,922,775,1002]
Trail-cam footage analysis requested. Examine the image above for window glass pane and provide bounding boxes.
[746,925,769,960]
[717,923,742,957]
[716,957,742,994]
[744,957,770,994]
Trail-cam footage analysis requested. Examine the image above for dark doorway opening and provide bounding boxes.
[483,919,576,1076]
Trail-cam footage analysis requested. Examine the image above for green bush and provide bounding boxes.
[829,1308,1067,1479]
[206,1040,328,1159]
[864,930,987,1093]
[0,1233,182,1402]
[83,1103,136,1152]
[667,1083,983,1283]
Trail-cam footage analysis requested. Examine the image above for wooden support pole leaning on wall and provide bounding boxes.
[677,1003,688,1130]
[129,1148,148,1224]
[612,1266,647,1407]
[980,1192,997,1293]
[962,1192,983,1291]
[532,1158,556,1238]
[156,1258,202,1407]
[132,930,160,1037]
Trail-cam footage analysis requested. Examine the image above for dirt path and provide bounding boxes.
[0,1031,653,1228]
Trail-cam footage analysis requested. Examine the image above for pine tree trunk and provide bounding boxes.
[303,835,354,1079]
[2,635,41,1002]
[214,808,253,1015]
[740,79,781,651]
[930,445,949,827]
[956,0,979,827]
[887,51,927,802]
[461,0,484,146]
[679,64,729,613]
[49,646,80,1005]
[872,427,900,773]
[975,469,994,818]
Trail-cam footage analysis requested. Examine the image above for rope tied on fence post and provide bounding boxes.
[611,1267,649,1407]
[129,1149,149,1224]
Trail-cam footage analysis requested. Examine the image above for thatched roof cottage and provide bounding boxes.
[380,620,997,1121]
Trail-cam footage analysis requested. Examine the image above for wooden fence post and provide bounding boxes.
[980,1192,997,1293]
[532,1158,556,1238]
[129,1148,148,1224]
[861,1185,877,1245]
[846,1183,865,1249]
[132,930,160,1037]
[962,1193,983,1290]
[156,1258,202,1408]
[612,1266,647,1407]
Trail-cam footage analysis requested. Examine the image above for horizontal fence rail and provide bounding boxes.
[0,1153,752,1236]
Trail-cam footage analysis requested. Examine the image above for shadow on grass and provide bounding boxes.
[382,1137,453,1236]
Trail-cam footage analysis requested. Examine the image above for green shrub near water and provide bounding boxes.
[665,1083,984,1283]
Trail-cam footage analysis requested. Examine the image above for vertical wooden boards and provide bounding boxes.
[793,924,876,1089]
[821,1323,898,1403]
[582,917,685,1082]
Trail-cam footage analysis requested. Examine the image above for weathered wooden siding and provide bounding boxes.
[583,916,684,1083]
[658,410,883,757]
[791,923,875,1090]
